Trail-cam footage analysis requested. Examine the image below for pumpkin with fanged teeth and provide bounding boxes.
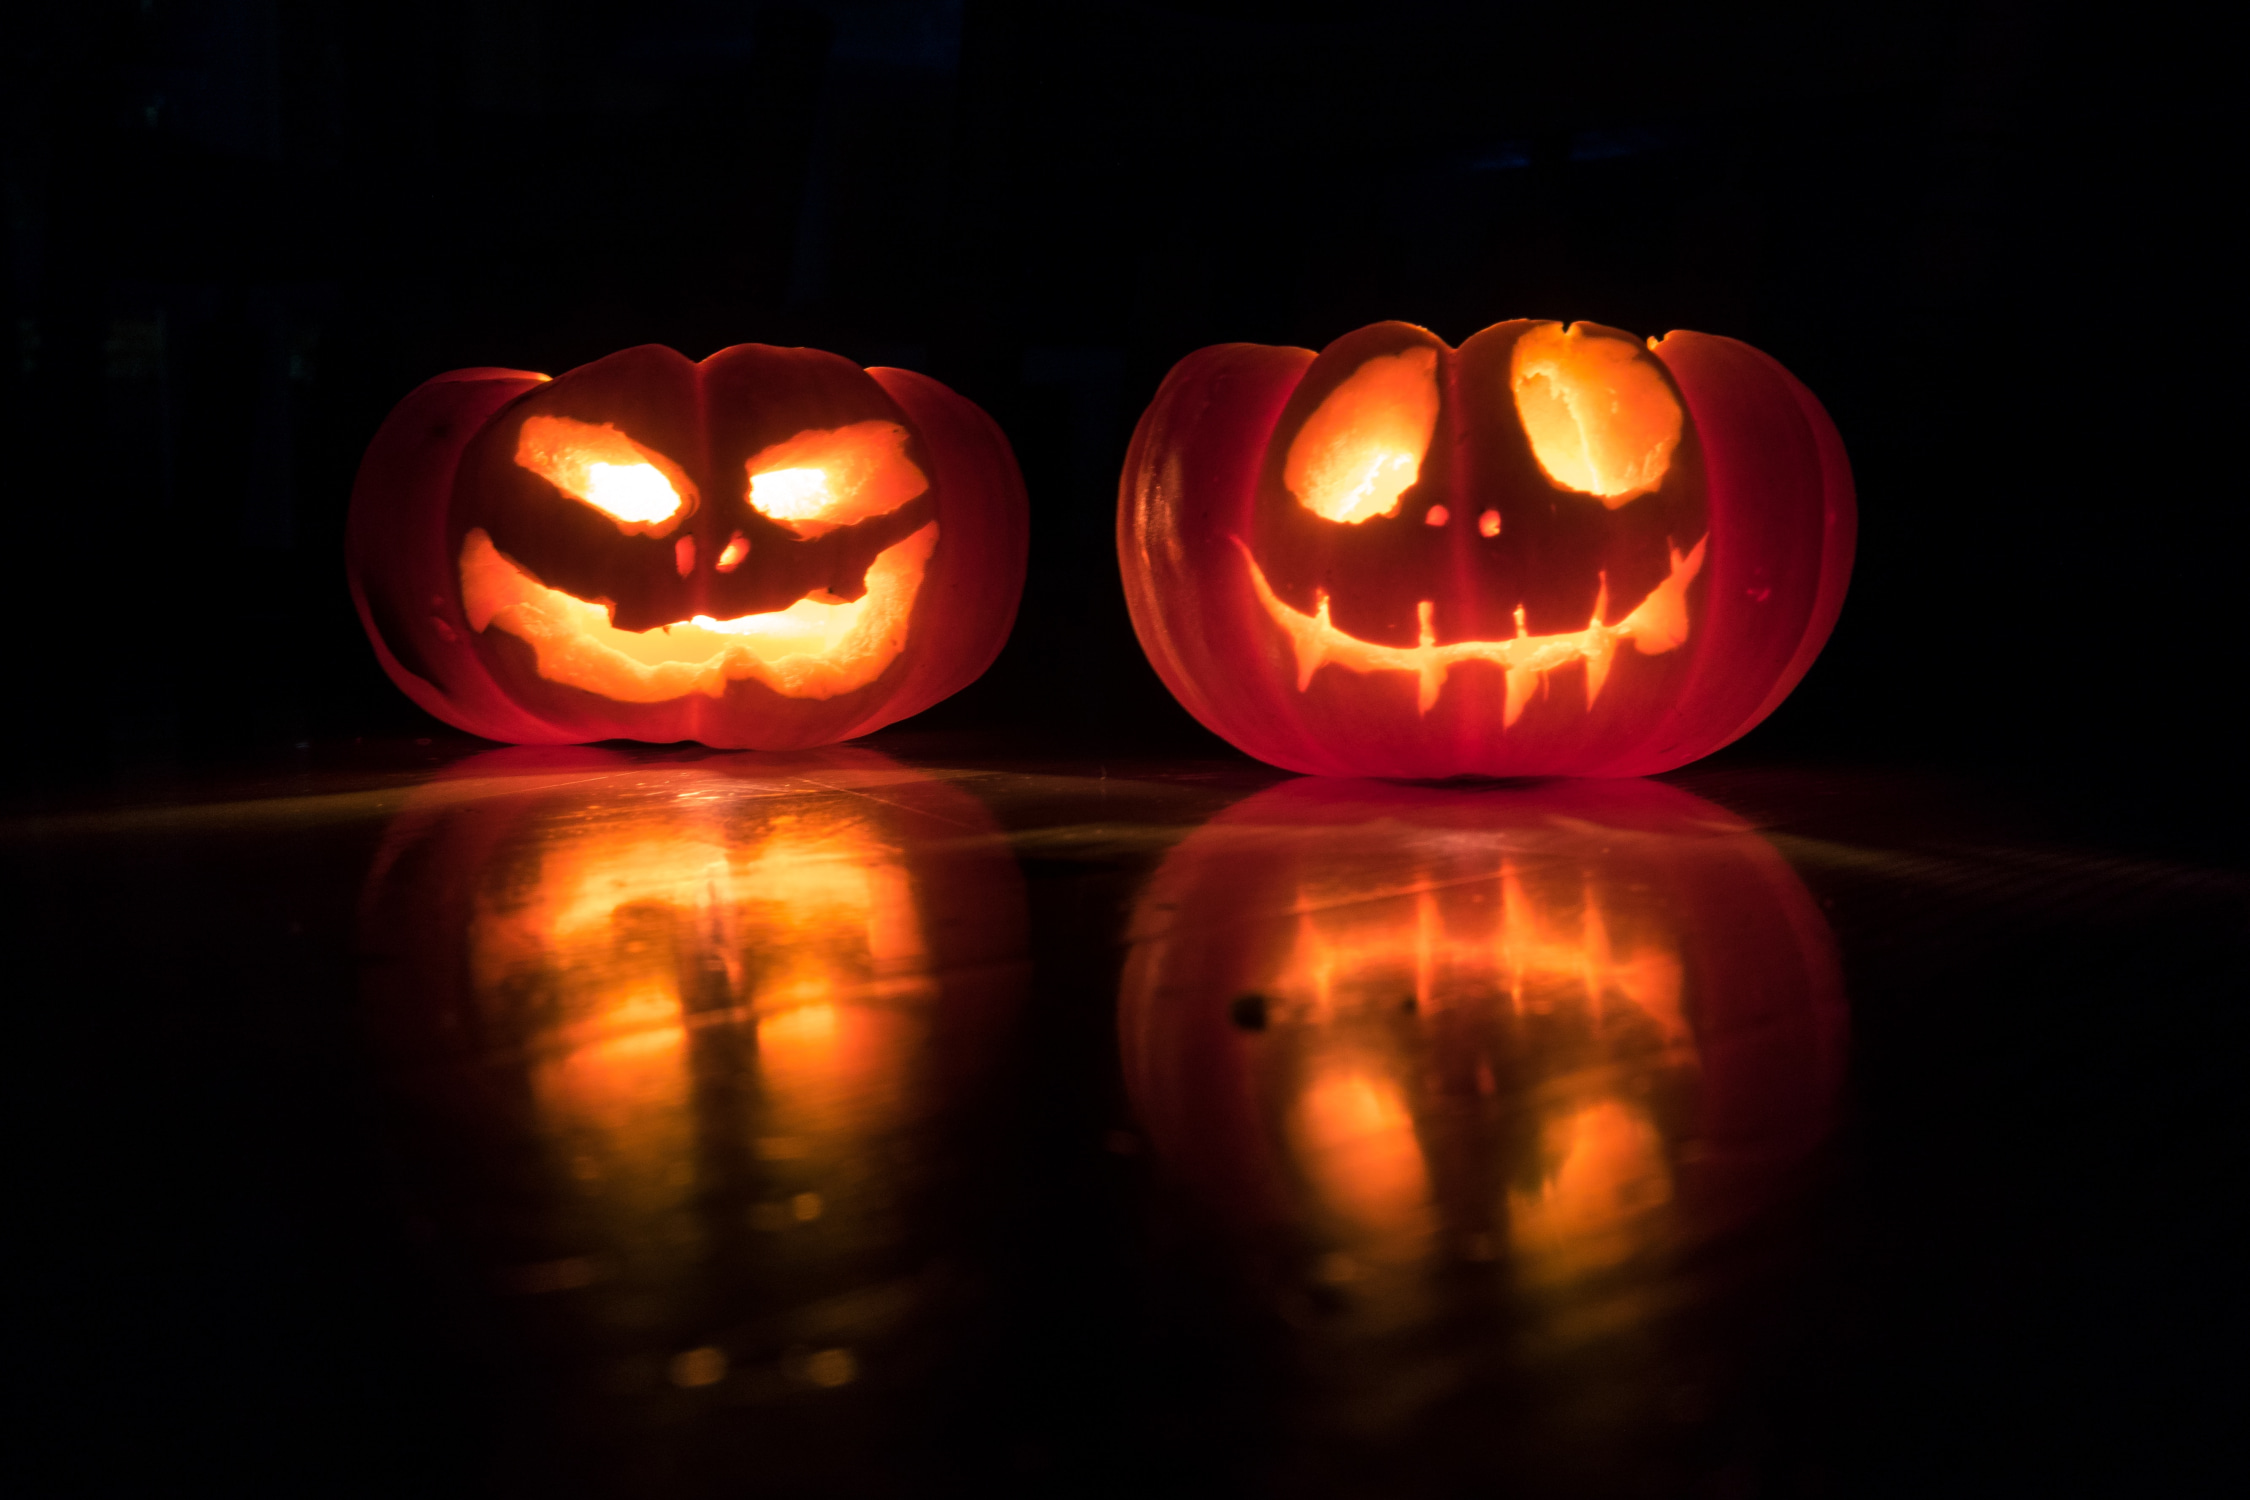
[1117,320,1853,778]
[349,343,1028,748]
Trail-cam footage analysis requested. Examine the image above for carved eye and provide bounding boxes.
[1509,324,1682,506]
[514,415,694,533]
[1284,347,1441,524]
[745,420,928,539]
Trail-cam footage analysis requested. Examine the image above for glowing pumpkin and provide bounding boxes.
[349,344,1028,748]
[1119,320,1854,777]
[357,748,1026,1450]
[1120,777,1845,1317]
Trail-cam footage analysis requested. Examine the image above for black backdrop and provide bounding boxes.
[2,1,2234,779]
[4,9,2246,1499]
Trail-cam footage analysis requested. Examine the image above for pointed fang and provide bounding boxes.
[1584,640,1615,708]
[1416,601,1445,715]
[1504,666,1539,726]
[1292,593,1334,690]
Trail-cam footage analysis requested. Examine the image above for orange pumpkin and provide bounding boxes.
[349,345,1028,748]
[1119,321,1854,777]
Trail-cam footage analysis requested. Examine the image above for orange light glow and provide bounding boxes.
[745,421,928,539]
[465,789,938,1273]
[1509,324,1682,505]
[1478,509,1502,537]
[758,1001,917,1142]
[459,522,937,702]
[1293,1062,1433,1251]
[1509,1099,1673,1279]
[1120,777,1847,1379]
[1236,532,1706,718]
[715,531,750,572]
[360,751,1034,1416]
[1246,845,1695,1289]
[1284,347,1441,524]
[515,415,693,531]
[1265,858,1687,1041]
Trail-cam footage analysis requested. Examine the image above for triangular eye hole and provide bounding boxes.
[1285,347,1441,524]
[1508,325,1681,506]
[515,415,695,534]
[745,421,928,539]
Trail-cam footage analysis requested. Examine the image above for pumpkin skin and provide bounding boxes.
[1118,321,1854,777]
[1120,775,1845,1304]
[349,344,1028,749]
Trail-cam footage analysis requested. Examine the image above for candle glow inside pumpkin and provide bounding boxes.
[460,417,939,703]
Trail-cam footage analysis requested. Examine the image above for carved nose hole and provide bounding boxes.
[1424,504,1450,527]
[1479,509,1502,537]
[716,531,749,573]
[674,535,696,576]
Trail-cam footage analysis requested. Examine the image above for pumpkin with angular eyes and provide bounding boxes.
[349,343,1028,748]
[1119,320,1854,777]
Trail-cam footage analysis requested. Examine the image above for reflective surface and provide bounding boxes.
[358,748,1027,1494]
[1120,779,1843,1494]
[6,743,2241,1497]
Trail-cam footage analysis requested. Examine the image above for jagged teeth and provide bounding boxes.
[1239,535,1707,721]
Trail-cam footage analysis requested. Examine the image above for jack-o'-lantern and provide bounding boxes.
[357,748,1026,1484]
[1119,321,1854,777]
[349,344,1028,748]
[1119,777,1844,1477]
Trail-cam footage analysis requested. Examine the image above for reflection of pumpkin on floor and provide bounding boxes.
[358,748,1025,1479]
[1119,776,1846,1342]
[477,789,938,1306]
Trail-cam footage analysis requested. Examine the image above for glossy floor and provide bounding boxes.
[6,741,2239,1498]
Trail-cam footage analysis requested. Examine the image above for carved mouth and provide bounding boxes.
[1237,535,1706,722]
[459,523,938,704]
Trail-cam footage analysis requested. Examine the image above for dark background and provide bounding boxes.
[2,0,2236,783]
[5,5,2244,1498]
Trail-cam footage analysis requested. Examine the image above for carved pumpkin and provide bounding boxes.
[1120,777,1845,1318]
[358,748,1026,1466]
[349,344,1028,748]
[1119,321,1854,777]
